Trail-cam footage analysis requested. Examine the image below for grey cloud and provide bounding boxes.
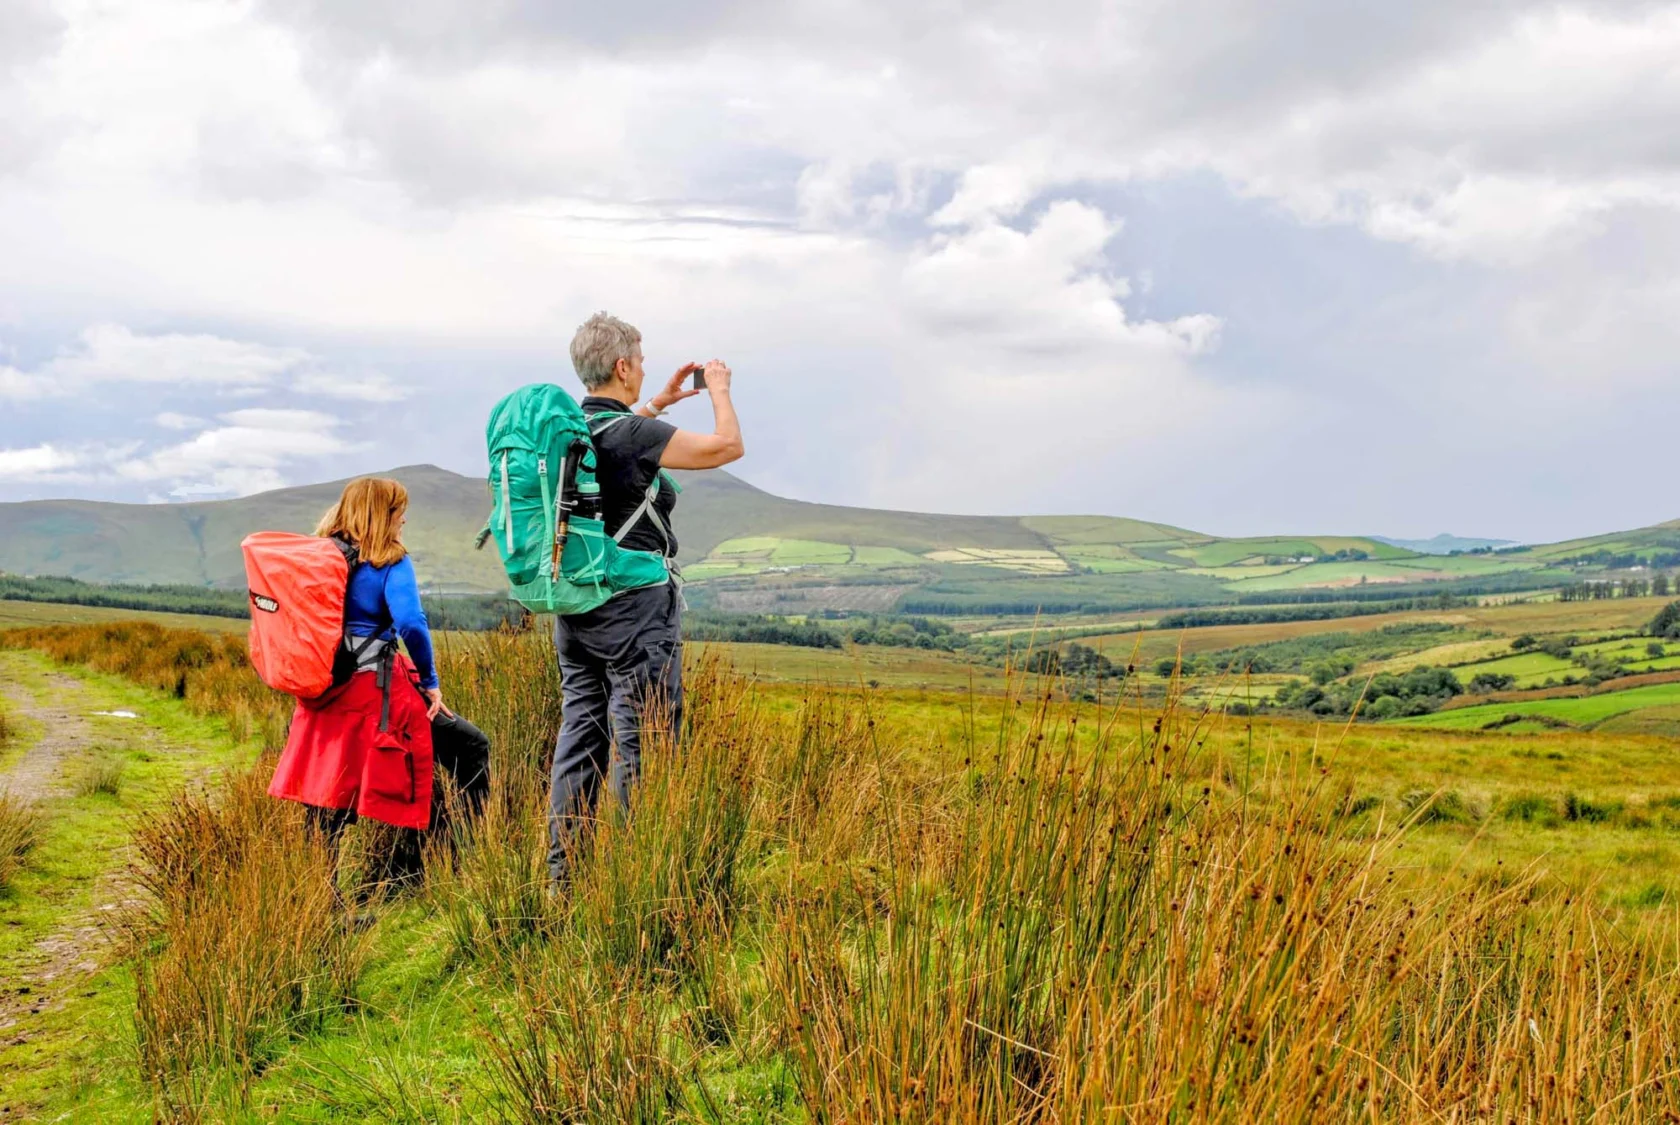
[248,0,1680,257]
[0,0,65,176]
[194,116,328,202]
[261,0,774,60]
[0,0,63,70]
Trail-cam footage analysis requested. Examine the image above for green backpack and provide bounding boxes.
[477,384,677,615]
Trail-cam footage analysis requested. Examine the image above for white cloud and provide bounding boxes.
[0,324,402,405]
[0,410,351,498]
[155,411,206,430]
[293,371,407,402]
[43,324,305,389]
[903,200,1220,356]
[0,443,81,481]
[115,408,352,498]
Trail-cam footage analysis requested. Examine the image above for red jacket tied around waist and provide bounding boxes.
[268,653,436,831]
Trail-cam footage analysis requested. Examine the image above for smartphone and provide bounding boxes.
[692,366,707,390]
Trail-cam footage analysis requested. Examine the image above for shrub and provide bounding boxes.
[1363,695,1402,720]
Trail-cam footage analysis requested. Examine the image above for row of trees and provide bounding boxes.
[1558,575,1672,601]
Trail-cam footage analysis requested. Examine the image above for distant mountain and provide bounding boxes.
[0,464,1195,593]
[4,465,1663,612]
[1372,534,1518,555]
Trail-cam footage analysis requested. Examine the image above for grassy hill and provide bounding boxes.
[0,464,1632,609]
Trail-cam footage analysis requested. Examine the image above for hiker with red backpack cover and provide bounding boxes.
[246,477,490,878]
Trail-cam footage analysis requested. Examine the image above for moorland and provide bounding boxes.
[4,475,1680,1119]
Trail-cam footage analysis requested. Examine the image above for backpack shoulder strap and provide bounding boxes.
[586,411,633,438]
[585,409,675,556]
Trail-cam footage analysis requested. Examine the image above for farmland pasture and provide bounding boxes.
[1226,559,1456,591]
[1448,650,1579,687]
[1394,681,1680,730]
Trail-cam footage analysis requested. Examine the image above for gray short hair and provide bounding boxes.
[570,312,642,391]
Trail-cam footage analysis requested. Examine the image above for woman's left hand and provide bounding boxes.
[649,363,706,412]
[424,688,451,721]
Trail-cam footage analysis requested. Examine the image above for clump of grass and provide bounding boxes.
[1500,790,1561,825]
[0,702,13,747]
[76,752,126,798]
[0,792,44,889]
[1564,791,1623,824]
[1400,786,1481,824]
[1341,793,1383,818]
[125,765,367,1117]
[1625,882,1669,909]
[488,957,706,1123]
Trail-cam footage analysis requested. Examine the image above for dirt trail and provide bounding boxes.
[0,668,123,1042]
[0,671,100,802]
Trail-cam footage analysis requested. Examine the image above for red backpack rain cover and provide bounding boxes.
[242,532,350,700]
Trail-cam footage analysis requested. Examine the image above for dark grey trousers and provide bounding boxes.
[548,582,683,882]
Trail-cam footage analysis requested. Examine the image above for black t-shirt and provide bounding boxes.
[583,397,679,557]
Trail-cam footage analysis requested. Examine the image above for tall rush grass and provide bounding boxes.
[8,621,1680,1121]
[124,767,367,1119]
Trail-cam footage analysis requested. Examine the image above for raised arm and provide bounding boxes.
[659,360,744,470]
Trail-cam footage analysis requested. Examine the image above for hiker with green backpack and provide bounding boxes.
[480,311,743,884]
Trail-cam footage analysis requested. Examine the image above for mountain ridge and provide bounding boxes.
[2,465,1675,609]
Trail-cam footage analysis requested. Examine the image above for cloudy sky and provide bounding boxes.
[1,0,1677,541]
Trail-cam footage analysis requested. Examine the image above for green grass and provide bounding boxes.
[1451,650,1579,687]
[1393,681,1680,730]
[850,545,928,567]
[1176,538,1326,568]
[1058,544,1176,573]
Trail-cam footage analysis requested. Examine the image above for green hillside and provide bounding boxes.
[0,464,1622,610]
[1516,520,1680,565]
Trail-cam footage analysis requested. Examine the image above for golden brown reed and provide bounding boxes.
[125,767,367,1120]
[7,620,1680,1121]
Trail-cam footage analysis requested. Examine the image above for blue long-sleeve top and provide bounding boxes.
[344,555,438,691]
